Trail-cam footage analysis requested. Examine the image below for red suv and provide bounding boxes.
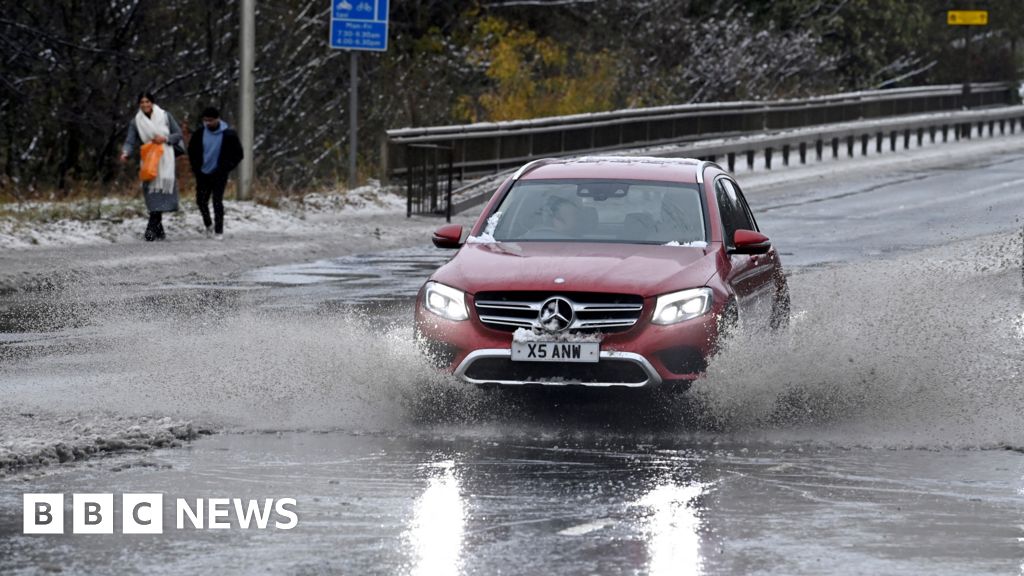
[414,156,789,389]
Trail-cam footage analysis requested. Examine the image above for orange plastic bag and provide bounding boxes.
[139,142,164,182]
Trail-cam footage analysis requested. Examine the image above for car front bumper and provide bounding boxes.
[415,292,724,388]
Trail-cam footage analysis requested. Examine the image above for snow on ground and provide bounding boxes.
[0,180,407,250]
[281,179,407,215]
[0,408,205,474]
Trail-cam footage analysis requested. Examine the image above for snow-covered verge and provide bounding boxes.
[279,180,407,215]
[0,178,476,295]
[0,408,208,476]
[0,180,407,250]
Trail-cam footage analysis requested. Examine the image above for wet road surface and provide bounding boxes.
[1,433,1022,575]
[1,151,1023,574]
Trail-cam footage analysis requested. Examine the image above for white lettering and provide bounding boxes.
[25,493,298,534]
[274,498,298,530]
[176,498,204,529]
[208,498,231,529]
[233,499,274,529]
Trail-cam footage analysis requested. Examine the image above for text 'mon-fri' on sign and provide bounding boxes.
[330,0,389,51]
[947,10,988,26]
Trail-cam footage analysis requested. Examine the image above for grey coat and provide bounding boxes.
[123,111,184,213]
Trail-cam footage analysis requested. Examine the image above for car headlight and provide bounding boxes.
[423,282,469,321]
[652,288,712,325]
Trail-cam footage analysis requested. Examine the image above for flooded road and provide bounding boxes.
[1,433,1022,575]
[1,151,1023,574]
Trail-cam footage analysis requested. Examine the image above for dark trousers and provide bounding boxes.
[196,172,228,234]
[146,211,163,232]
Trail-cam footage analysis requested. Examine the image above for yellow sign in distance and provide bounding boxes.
[947,10,988,25]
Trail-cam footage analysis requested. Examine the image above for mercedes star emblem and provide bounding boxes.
[539,297,574,332]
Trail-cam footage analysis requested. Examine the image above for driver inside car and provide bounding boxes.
[532,195,583,237]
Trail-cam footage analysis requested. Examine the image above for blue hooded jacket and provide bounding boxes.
[201,121,229,174]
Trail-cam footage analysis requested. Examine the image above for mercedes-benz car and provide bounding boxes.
[414,156,789,389]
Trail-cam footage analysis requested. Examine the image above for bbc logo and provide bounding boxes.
[23,493,299,534]
[24,494,163,535]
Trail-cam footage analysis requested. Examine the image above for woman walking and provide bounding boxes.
[120,93,184,241]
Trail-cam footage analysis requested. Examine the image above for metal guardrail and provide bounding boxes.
[405,144,454,222]
[443,104,1024,215]
[387,82,1017,182]
[648,105,1024,168]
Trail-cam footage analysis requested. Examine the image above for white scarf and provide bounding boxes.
[134,104,176,194]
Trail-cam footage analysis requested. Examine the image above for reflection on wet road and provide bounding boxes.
[750,154,1024,268]
[239,247,453,306]
[1,433,1021,575]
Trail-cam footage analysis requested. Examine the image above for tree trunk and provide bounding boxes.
[57,124,81,195]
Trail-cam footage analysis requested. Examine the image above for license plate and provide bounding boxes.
[511,341,599,363]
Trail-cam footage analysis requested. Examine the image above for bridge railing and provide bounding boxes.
[386,82,1018,183]
[441,104,1024,215]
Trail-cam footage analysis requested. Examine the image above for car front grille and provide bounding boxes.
[473,291,644,334]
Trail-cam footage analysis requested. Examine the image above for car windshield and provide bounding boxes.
[488,179,706,244]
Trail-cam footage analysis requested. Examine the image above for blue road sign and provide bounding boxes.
[330,0,389,51]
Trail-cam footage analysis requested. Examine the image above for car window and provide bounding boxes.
[715,178,754,247]
[489,179,706,244]
[731,180,760,232]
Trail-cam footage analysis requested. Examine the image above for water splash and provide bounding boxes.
[692,231,1024,448]
[2,232,1021,449]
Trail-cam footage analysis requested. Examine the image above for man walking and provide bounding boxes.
[188,107,244,239]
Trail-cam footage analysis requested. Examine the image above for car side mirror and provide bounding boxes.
[432,224,464,249]
[731,229,771,254]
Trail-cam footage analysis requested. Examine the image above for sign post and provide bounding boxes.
[947,10,989,100]
[239,0,255,200]
[329,0,389,189]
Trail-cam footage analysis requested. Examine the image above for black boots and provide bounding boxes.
[145,212,165,241]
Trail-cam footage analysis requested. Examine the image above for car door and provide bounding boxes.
[715,177,776,330]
